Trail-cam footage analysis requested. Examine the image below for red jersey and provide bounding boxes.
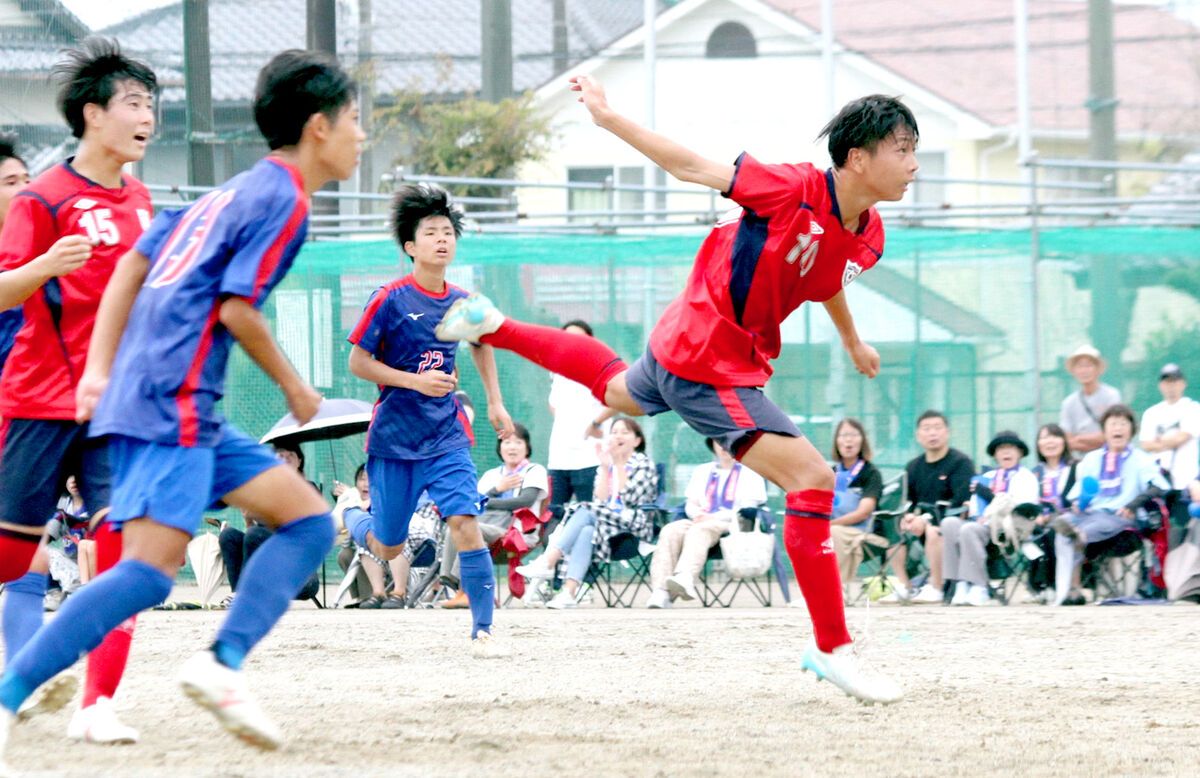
[648,153,884,386]
[0,161,152,419]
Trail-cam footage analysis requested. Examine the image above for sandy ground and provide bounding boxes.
[5,583,1199,778]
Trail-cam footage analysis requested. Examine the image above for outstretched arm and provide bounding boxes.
[75,248,150,422]
[470,343,514,439]
[220,296,321,425]
[823,290,879,378]
[570,75,735,193]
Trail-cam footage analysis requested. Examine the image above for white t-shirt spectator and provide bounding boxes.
[547,374,606,471]
[478,461,550,516]
[1139,397,1200,488]
[683,462,768,522]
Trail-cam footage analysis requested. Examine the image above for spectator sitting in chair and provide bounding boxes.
[826,419,883,604]
[516,417,657,610]
[440,422,547,609]
[218,441,321,607]
[881,410,974,603]
[1053,404,1169,605]
[647,437,767,608]
[943,430,1039,606]
[1028,423,1077,602]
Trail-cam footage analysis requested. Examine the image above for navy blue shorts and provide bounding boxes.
[625,350,802,456]
[0,418,111,534]
[367,447,485,547]
[106,424,283,535]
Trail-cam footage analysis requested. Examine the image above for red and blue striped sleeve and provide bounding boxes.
[218,185,308,305]
[348,286,390,355]
[727,153,816,219]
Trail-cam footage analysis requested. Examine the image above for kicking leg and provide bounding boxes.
[435,296,640,411]
[739,432,901,705]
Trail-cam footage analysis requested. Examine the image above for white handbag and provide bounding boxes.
[719,515,775,579]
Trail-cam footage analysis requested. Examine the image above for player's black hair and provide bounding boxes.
[53,36,158,140]
[254,49,357,151]
[819,94,918,168]
[915,409,947,428]
[390,183,465,257]
[0,133,24,167]
[495,422,533,461]
[561,319,594,336]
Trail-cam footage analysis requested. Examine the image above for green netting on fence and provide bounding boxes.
[205,224,1200,522]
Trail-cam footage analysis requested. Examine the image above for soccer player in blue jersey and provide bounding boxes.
[343,183,514,657]
[0,49,364,758]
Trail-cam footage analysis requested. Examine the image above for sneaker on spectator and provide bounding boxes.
[1038,587,1056,605]
[545,590,577,610]
[647,589,672,609]
[435,293,504,342]
[16,673,78,722]
[67,696,138,744]
[380,594,406,609]
[800,641,903,706]
[965,584,992,606]
[178,650,282,750]
[911,583,944,604]
[665,572,699,601]
[43,588,65,613]
[470,631,511,659]
[950,581,970,606]
[877,582,910,603]
[439,591,470,609]
[514,557,555,580]
[359,594,385,609]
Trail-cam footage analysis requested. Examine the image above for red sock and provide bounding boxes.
[82,522,137,707]
[783,492,851,654]
[0,534,39,582]
[482,319,626,404]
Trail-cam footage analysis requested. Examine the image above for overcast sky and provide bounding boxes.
[61,0,175,30]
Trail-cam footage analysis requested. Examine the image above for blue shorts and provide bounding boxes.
[0,418,111,532]
[367,447,485,547]
[107,425,284,535]
[625,350,802,456]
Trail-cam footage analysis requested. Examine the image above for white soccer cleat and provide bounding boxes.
[178,651,283,750]
[665,572,699,602]
[800,641,903,706]
[434,293,504,342]
[514,557,555,580]
[67,696,139,745]
[470,631,511,659]
[16,673,78,722]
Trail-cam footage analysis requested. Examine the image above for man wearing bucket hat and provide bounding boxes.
[1059,345,1121,456]
[942,431,1039,606]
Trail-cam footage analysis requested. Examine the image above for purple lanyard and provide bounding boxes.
[704,464,742,512]
[498,460,530,498]
[1099,446,1131,496]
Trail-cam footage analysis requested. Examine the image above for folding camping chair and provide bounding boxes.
[698,508,776,607]
[852,471,908,603]
[587,462,671,608]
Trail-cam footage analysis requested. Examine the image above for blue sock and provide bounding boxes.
[344,507,372,550]
[213,513,335,671]
[458,548,496,638]
[3,572,46,665]
[0,560,171,714]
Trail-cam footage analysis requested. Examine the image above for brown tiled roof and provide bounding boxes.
[765,0,1200,136]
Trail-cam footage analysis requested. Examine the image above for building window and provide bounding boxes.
[706,22,757,58]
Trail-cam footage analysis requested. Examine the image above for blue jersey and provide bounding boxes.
[91,158,309,447]
[348,275,474,460]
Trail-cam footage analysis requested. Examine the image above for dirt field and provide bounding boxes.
[6,584,1198,778]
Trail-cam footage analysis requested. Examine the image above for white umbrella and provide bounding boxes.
[259,398,373,446]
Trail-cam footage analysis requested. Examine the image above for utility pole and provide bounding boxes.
[481,0,513,101]
[1087,0,1123,386]
[183,0,215,187]
[552,0,568,76]
[358,0,374,203]
[306,0,338,216]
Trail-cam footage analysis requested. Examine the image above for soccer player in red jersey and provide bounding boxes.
[437,75,918,705]
[0,38,156,742]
